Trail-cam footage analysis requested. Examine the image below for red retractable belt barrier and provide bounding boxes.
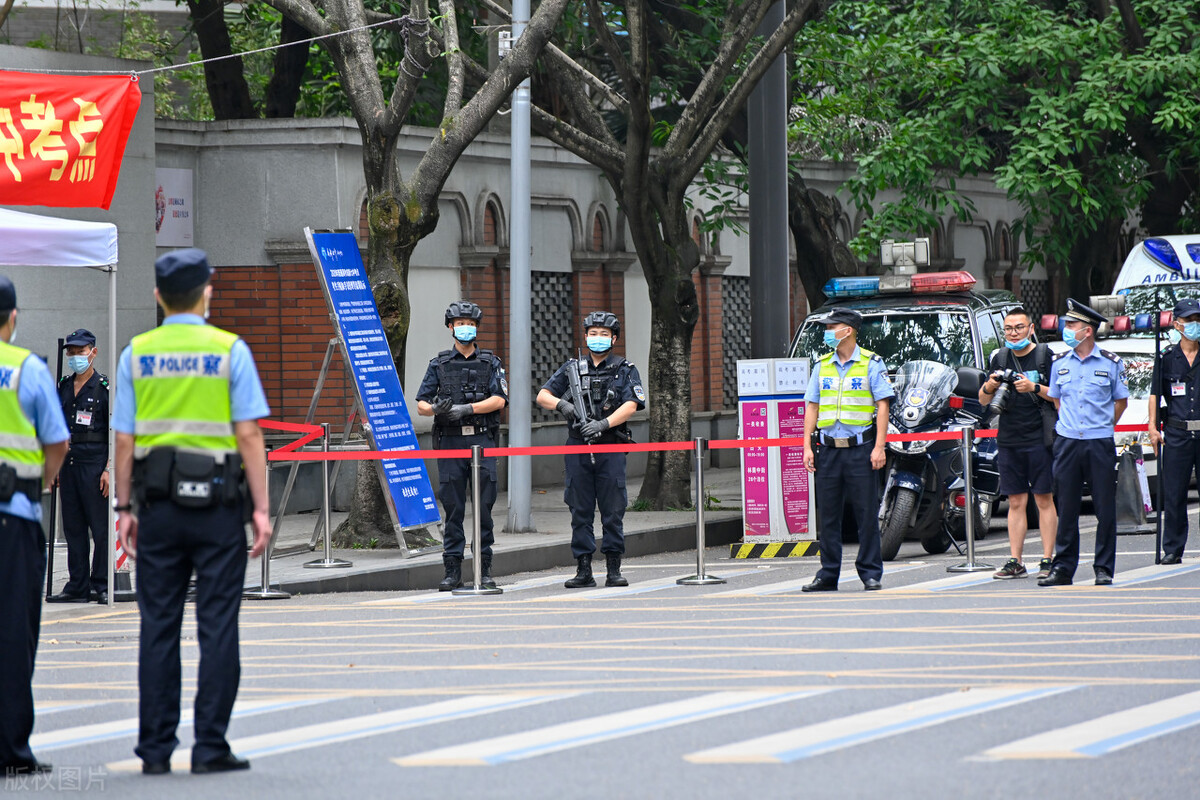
[258,420,1149,461]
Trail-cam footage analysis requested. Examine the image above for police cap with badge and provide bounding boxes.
[156,248,213,293]
[815,307,863,329]
[65,328,96,348]
[1063,298,1106,329]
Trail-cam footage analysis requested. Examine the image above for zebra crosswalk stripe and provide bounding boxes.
[395,690,829,766]
[684,686,1078,764]
[979,690,1200,759]
[105,692,578,772]
[1113,563,1200,587]
[32,696,339,753]
[544,569,761,601]
[360,574,570,605]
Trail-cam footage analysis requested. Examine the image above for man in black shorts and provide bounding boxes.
[979,308,1057,579]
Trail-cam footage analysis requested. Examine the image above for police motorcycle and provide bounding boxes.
[877,360,1000,560]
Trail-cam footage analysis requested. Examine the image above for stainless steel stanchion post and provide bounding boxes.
[454,445,502,595]
[678,437,725,585]
[305,423,352,569]
[948,426,992,573]
[245,446,290,599]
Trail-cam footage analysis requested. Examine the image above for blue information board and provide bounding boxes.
[306,230,440,530]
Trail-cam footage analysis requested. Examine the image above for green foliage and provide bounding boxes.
[791,0,1200,270]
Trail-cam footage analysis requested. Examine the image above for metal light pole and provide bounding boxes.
[506,0,536,533]
[748,0,791,358]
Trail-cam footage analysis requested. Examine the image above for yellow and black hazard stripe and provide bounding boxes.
[730,541,820,559]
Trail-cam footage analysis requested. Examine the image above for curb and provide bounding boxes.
[275,516,743,594]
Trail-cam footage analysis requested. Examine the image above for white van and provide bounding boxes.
[1113,235,1200,294]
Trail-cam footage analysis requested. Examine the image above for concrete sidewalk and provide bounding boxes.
[45,465,747,598]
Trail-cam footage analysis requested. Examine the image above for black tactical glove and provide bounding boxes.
[431,397,454,415]
[580,418,610,441]
[447,403,474,422]
[556,399,578,421]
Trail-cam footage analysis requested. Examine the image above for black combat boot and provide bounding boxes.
[481,554,497,590]
[438,556,462,591]
[564,554,596,588]
[605,553,628,587]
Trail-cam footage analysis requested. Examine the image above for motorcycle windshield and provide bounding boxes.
[892,360,959,429]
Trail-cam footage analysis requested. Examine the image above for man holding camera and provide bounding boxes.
[979,308,1058,580]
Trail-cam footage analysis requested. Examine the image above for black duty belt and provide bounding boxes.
[815,426,877,448]
[437,425,493,438]
[71,432,108,444]
[1164,419,1200,432]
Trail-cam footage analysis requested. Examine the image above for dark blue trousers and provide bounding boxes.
[134,500,247,766]
[436,433,497,559]
[0,514,45,770]
[59,457,109,596]
[814,444,883,583]
[1052,437,1117,578]
[1161,431,1200,559]
[564,444,627,558]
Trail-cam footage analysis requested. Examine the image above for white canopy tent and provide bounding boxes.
[0,206,119,605]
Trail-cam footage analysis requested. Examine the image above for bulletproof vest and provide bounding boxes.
[435,349,501,432]
[578,356,631,439]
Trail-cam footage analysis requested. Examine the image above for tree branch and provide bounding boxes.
[266,0,330,37]
[679,0,818,185]
[531,104,625,179]
[1112,0,1146,51]
[438,0,465,117]
[664,0,770,155]
[541,52,622,152]
[412,0,571,199]
[478,0,629,113]
[381,3,437,135]
[584,0,638,102]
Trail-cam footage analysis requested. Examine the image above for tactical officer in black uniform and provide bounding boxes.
[47,329,111,604]
[537,311,645,588]
[416,302,508,591]
[1148,298,1200,564]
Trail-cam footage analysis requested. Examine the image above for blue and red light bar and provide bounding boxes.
[824,271,977,299]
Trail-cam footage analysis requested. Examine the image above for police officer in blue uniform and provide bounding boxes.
[538,311,645,588]
[801,307,894,592]
[1148,298,1200,564]
[0,276,70,776]
[47,329,111,604]
[416,301,508,591]
[113,249,272,775]
[1040,298,1128,586]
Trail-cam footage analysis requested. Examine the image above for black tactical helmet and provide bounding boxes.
[582,310,620,337]
[445,301,483,327]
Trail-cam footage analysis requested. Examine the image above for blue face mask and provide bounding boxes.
[586,335,613,353]
[1062,328,1081,348]
[1184,322,1200,341]
[67,355,91,374]
[1004,337,1031,351]
[823,329,847,349]
[453,325,477,343]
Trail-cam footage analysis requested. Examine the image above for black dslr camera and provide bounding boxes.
[988,368,1020,415]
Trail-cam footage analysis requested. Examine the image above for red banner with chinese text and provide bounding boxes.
[0,71,142,210]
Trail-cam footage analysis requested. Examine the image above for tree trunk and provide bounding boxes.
[788,174,858,310]
[265,15,311,118]
[336,126,441,546]
[186,0,257,120]
[631,203,700,510]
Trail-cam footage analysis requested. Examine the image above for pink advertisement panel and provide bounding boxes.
[777,400,810,535]
[741,401,771,537]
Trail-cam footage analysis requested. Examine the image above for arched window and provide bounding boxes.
[483,203,498,247]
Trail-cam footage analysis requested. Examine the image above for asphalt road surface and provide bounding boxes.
[17,517,1200,799]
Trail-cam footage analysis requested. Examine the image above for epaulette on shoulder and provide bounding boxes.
[1099,348,1121,362]
[1163,344,1178,356]
[97,372,109,387]
[870,353,884,363]
[57,374,71,385]
[1052,349,1070,361]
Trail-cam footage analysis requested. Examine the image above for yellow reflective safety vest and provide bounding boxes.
[816,347,879,429]
[131,323,239,457]
[0,341,44,479]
